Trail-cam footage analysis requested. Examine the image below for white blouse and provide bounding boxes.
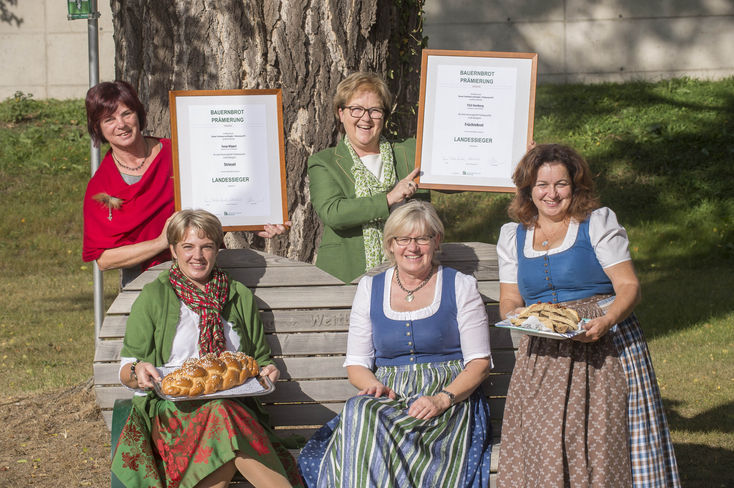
[119,301,242,390]
[360,153,384,181]
[497,207,632,284]
[345,266,493,370]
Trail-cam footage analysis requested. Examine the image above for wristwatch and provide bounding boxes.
[439,389,455,406]
[130,360,139,382]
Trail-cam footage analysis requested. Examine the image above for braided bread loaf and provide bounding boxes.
[160,351,259,397]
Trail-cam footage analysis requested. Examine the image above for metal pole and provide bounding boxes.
[87,0,103,339]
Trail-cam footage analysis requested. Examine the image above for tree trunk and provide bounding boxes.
[111,0,425,263]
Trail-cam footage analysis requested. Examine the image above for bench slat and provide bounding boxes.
[99,305,505,339]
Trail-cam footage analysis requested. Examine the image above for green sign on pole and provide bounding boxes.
[67,0,99,20]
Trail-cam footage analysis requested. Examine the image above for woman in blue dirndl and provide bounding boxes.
[496,144,680,487]
[298,200,493,487]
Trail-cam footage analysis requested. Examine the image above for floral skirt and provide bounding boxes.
[298,360,492,487]
[111,397,303,488]
[498,314,680,487]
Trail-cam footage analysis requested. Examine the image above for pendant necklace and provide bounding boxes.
[536,220,567,249]
[395,266,432,302]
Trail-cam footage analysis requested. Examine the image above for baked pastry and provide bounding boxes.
[510,302,581,333]
[160,352,259,397]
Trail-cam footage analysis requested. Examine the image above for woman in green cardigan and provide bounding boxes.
[111,209,302,488]
[308,72,429,283]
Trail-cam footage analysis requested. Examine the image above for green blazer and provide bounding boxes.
[308,137,429,283]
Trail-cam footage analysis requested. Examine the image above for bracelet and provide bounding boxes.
[130,361,139,382]
[439,389,455,407]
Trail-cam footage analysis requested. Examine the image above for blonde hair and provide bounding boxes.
[167,209,224,248]
[382,200,444,265]
[333,72,393,131]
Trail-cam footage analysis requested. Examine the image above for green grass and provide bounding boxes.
[0,95,119,392]
[1,78,733,486]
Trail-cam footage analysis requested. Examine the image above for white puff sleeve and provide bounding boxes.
[589,207,632,268]
[343,276,376,369]
[497,222,520,283]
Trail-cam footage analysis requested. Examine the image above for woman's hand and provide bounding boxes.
[132,361,161,389]
[500,283,526,319]
[260,364,281,383]
[156,212,177,246]
[386,167,420,206]
[357,383,397,399]
[407,394,451,420]
[257,221,292,239]
[574,261,641,343]
[573,316,614,343]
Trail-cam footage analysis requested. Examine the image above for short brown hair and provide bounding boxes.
[85,80,147,147]
[383,200,444,265]
[167,209,224,249]
[333,72,393,132]
[508,143,599,226]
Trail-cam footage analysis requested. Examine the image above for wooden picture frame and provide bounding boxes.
[169,89,288,231]
[415,49,538,192]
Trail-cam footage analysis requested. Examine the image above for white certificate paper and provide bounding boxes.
[416,50,537,192]
[170,90,287,230]
[430,64,517,179]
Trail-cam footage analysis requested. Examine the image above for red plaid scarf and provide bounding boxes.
[168,262,229,356]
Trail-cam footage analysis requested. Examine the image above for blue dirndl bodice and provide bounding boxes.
[370,267,463,367]
[517,219,614,303]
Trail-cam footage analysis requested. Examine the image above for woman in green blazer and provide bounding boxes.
[308,72,428,283]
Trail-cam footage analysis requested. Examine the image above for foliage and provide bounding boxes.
[385,0,428,139]
[0,94,89,176]
[0,0,23,27]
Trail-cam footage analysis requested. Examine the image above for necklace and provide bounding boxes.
[112,151,147,171]
[394,266,432,302]
[536,220,568,248]
[111,141,151,172]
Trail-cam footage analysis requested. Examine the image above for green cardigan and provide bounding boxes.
[307,137,429,283]
[120,270,273,426]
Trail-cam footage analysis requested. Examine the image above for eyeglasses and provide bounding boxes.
[393,235,434,247]
[342,105,385,120]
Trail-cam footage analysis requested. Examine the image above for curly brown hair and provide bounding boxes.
[508,144,599,226]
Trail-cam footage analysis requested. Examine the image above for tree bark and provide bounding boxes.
[111,0,425,263]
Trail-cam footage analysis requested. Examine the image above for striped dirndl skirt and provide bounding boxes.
[298,360,492,487]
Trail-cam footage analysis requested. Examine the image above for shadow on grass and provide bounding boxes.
[666,399,734,434]
[674,442,734,487]
[634,262,734,340]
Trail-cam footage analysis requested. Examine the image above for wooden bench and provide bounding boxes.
[93,242,519,487]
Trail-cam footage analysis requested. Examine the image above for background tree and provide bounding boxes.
[111,0,426,262]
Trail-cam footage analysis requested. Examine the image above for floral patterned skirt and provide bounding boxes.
[111,397,303,488]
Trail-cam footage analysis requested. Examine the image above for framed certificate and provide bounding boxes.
[415,49,538,192]
[169,89,288,231]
